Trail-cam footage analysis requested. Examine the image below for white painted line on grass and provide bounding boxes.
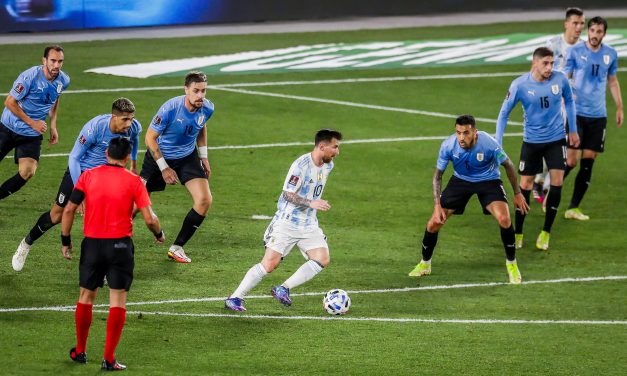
[251,215,272,220]
[16,133,525,159]
[2,275,625,313]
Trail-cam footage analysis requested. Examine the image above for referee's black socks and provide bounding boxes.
[515,188,531,234]
[25,212,55,245]
[500,225,516,261]
[543,185,562,233]
[173,208,206,247]
[569,158,594,209]
[0,173,27,200]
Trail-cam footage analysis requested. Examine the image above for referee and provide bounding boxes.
[61,137,164,371]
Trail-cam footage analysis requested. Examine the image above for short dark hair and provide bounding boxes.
[107,137,132,160]
[315,129,342,145]
[588,16,608,32]
[112,97,135,115]
[565,7,584,20]
[185,71,208,87]
[455,114,476,128]
[43,45,63,58]
[533,47,554,60]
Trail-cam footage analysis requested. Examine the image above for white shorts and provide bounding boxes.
[263,219,329,259]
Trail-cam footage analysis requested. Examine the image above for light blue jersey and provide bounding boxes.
[564,42,619,118]
[437,131,508,183]
[149,95,214,160]
[274,153,334,230]
[496,71,576,145]
[1,66,70,137]
[68,114,142,184]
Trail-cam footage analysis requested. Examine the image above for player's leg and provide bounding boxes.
[276,246,328,304]
[515,141,542,247]
[485,196,520,284]
[226,248,283,311]
[0,122,16,163]
[102,289,128,371]
[70,287,98,364]
[0,157,36,200]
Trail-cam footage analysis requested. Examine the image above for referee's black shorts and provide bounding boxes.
[140,149,207,193]
[79,237,134,291]
[440,176,508,215]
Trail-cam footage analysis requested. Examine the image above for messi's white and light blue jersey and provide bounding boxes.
[1,66,70,137]
[437,131,508,183]
[68,114,142,184]
[546,34,580,72]
[496,71,576,145]
[564,43,619,118]
[273,153,334,230]
[149,95,214,160]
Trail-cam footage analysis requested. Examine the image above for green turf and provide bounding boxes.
[1,18,627,375]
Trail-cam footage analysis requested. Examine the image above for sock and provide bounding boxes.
[569,158,594,209]
[515,188,531,234]
[25,211,55,245]
[500,225,516,261]
[232,263,268,298]
[421,229,438,262]
[563,164,574,179]
[543,185,562,233]
[75,302,93,354]
[283,260,324,290]
[173,208,205,246]
[104,307,126,363]
[0,173,27,200]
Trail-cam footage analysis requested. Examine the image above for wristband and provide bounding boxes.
[198,146,208,159]
[61,234,71,246]
[154,230,163,239]
[156,157,169,171]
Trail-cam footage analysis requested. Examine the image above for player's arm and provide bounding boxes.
[129,128,140,175]
[431,168,447,224]
[60,188,85,260]
[196,124,211,177]
[282,191,330,211]
[562,77,580,147]
[139,206,165,243]
[4,95,47,134]
[145,127,178,184]
[495,83,518,145]
[68,132,92,184]
[608,75,624,127]
[48,98,60,145]
[501,158,529,214]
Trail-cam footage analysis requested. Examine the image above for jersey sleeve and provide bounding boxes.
[149,102,172,135]
[563,47,576,75]
[561,75,577,133]
[73,170,89,196]
[495,80,519,145]
[130,120,142,161]
[608,51,618,77]
[133,178,151,209]
[436,139,450,171]
[282,160,304,193]
[9,70,34,101]
[68,123,97,184]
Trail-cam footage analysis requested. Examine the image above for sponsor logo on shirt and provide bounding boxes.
[14,83,25,94]
[580,55,588,62]
[153,115,162,125]
[527,90,535,96]
[551,84,559,95]
[288,175,299,186]
[79,135,87,145]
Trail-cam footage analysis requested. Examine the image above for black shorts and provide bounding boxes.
[79,237,134,291]
[140,149,207,192]
[0,122,43,163]
[568,116,606,152]
[518,139,566,175]
[55,168,75,207]
[440,176,508,215]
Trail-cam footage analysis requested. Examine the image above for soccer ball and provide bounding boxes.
[322,289,351,315]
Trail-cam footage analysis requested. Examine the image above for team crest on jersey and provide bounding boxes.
[78,135,87,145]
[14,83,25,94]
[197,115,206,125]
[288,175,299,186]
[603,55,610,65]
[551,85,559,95]
[318,171,323,181]
[476,152,484,162]
[153,115,162,125]
[56,82,63,93]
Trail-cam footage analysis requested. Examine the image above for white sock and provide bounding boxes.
[421,259,431,264]
[231,263,267,298]
[283,260,323,290]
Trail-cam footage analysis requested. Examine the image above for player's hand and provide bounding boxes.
[76,202,85,216]
[161,167,179,185]
[201,158,211,178]
[155,230,165,244]
[617,108,624,128]
[310,199,331,211]
[568,132,580,148]
[49,127,59,145]
[62,244,73,260]
[30,120,47,134]
[433,205,447,225]
[514,192,529,215]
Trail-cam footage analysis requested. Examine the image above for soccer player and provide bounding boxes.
[408,115,529,284]
[562,16,623,220]
[533,7,585,203]
[140,71,214,263]
[62,137,164,371]
[11,98,141,271]
[0,45,69,200]
[224,129,342,311]
[496,47,580,251]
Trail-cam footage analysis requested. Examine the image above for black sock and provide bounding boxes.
[543,185,562,233]
[25,212,56,245]
[569,158,594,209]
[500,225,516,261]
[173,208,206,246]
[421,229,438,261]
[563,164,574,179]
[0,173,27,200]
[515,188,531,234]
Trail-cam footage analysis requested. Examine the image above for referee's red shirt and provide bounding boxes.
[74,165,151,238]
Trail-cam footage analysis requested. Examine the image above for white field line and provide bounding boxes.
[2,275,625,314]
[13,133,525,159]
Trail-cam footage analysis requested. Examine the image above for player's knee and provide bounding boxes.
[315,255,330,267]
[50,208,63,224]
[195,194,212,214]
[496,214,511,228]
[18,166,37,180]
[426,219,442,233]
[261,259,279,273]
